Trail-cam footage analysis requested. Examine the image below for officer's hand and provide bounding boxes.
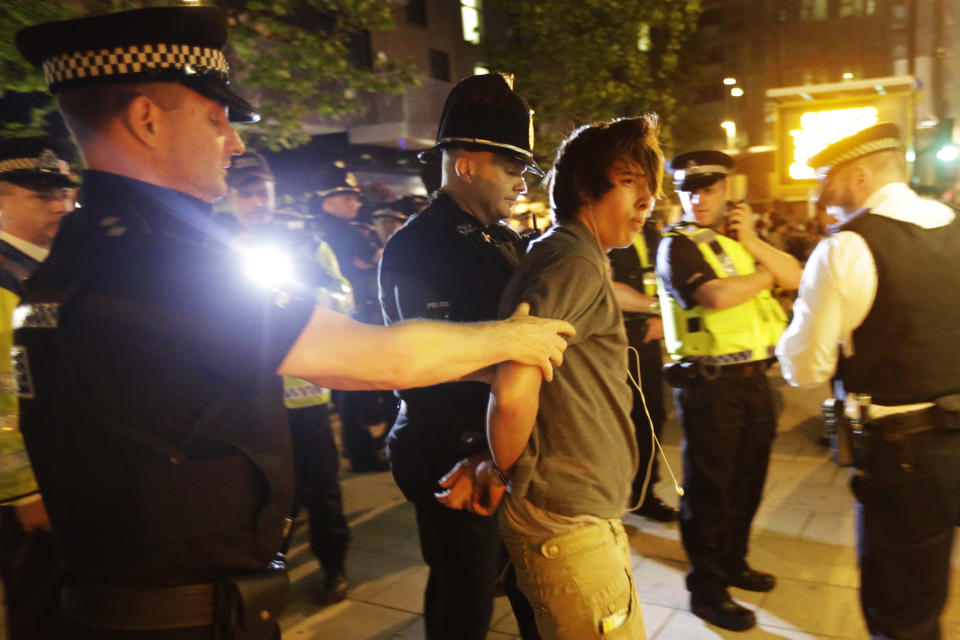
[470,459,507,516]
[17,497,52,532]
[643,316,664,343]
[435,454,485,511]
[503,303,575,382]
[727,203,756,244]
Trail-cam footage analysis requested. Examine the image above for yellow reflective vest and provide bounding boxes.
[283,240,354,410]
[658,224,786,364]
[631,234,658,297]
[0,287,38,503]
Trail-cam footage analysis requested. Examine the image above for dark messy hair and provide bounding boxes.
[548,115,664,223]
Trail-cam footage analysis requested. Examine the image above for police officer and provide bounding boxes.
[777,123,960,639]
[657,150,801,631]
[378,73,542,640]
[0,137,75,639]
[226,152,354,605]
[13,7,572,637]
[311,164,394,472]
[608,217,678,522]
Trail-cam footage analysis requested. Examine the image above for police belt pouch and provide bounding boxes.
[215,568,290,639]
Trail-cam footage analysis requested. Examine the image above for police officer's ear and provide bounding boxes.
[454,151,475,182]
[122,94,169,151]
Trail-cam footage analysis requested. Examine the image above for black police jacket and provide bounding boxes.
[378,192,520,499]
[12,171,314,588]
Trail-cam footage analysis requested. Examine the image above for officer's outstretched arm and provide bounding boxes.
[277,303,574,391]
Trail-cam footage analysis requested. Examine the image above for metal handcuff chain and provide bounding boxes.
[626,346,685,512]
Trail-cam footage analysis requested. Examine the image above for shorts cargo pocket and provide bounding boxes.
[589,567,642,638]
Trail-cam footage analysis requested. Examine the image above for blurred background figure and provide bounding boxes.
[0,135,75,640]
[370,206,408,246]
[312,162,395,473]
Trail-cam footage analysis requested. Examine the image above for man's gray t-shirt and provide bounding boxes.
[498,219,638,518]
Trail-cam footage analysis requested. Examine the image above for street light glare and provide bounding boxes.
[723,77,737,86]
[731,87,744,97]
[936,145,959,163]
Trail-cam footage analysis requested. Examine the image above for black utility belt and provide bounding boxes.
[62,568,289,639]
[872,404,960,437]
[663,358,772,388]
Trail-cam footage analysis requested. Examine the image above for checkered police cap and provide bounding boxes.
[807,123,902,181]
[667,150,734,192]
[0,137,76,190]
[15,6,259,123]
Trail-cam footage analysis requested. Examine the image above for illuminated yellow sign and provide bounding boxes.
[788,106,879,179]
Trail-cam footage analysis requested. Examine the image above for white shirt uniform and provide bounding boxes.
[775,182,956,417]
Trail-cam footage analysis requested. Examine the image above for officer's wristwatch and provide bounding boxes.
[648,300,661,316]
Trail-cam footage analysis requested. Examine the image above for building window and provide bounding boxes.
[348,30,373,70]
[637,23,651,52]
[429,49,450,81]
[461,0,482,45]
[801,0,827,20]
[838,0,863,17]
[407,0,427,27]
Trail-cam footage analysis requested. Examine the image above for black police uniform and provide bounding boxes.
[607,220,668,506]
[0,136,75,640]
[379,192,535,640]
[834,212,960,639]
[13,171,314,637]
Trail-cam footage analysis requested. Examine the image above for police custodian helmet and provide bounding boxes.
[667,150,735,192]
[0,137,76,191]
[419,73,543,176]
[315,161,361,199]
[15,5,259,123]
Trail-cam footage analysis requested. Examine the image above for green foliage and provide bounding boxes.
[0,0,416,150]
[486,0,701,166]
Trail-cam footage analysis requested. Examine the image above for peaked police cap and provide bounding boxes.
[420,74,542,176]
[0,137,76,190]
[807,123,902,181]
[15,6,259,123]
[667,150,734,192]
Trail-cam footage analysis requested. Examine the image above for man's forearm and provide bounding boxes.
[279,305,571,391]
[611,281,658,314]
[693,271,774,310]
[741,236,802,290]
[487,362,542,472]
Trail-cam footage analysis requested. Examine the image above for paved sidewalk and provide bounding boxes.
[281,372,960,639]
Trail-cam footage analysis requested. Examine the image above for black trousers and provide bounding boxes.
[674,370,777,598]
[851,427,960,640]
[413,496,539,640]
[288,404,349,575]
[0,507,65,639]
[626,329,667,504]
[336,390,395,470]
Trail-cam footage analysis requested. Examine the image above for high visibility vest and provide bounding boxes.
[659,224,786,364]
[283,240,353,410]
[631,234,658,296]
[0,287,38,503]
